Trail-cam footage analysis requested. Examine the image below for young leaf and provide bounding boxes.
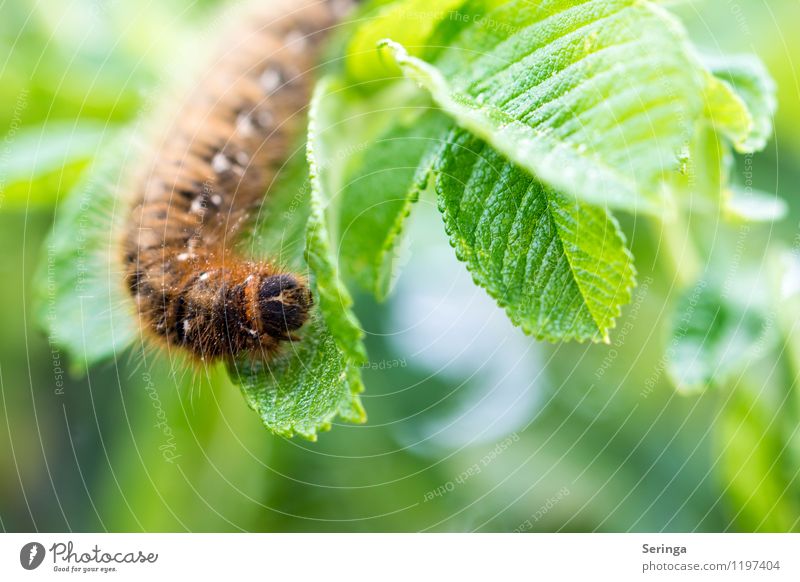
[703,75,753,154]
[435,130,636,343]
[229,314,366,441]
[339,108,451,300]
[666,278,776,394]
[306,77,368,364]
[379,0,708,214]
[33,132,138,374]
[705,54,777,154]
[345,0,468,82]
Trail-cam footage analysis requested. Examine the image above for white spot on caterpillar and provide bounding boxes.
[183,320,191,333]
[199,272,210,281]
[212,153,231,173]
[236,112,255,136]
[330,0,354,19]
[259,68,282,92]
[255,110,273,129]
[247,328,259,338]
[190,197,206,213]
[147,180,166,198]
[177,253,190,261]
[284,30,309,53]
[210,194,223,206]
[244,275,254,284]
[235,152,249,166]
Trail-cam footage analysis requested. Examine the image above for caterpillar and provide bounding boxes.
[122,0,355,361]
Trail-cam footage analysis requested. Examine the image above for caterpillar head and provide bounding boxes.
[258,273,313,340]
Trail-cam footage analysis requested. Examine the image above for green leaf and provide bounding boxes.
[379,0,708,214]
[716,385,800,532]
[238,144,367,440]
[667,124,785,223]
[666,278,776,394]
[345,0,468,82]
[306,76,368,363]
[725,186,787,223]
[245,147,314,270]
[705,54,777,153]
[32,132,138,374]
[667,124,731,211]
[703,75,753,153]
[770,250,800,418]
[0,121,110,209]
[339,108,451,300]
[32,123,366,439]
[435,129,636,342]
[229,314,366,441]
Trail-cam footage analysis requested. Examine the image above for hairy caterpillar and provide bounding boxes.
[122,0,354,361]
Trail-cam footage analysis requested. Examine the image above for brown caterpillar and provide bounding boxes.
[122,0,354,361]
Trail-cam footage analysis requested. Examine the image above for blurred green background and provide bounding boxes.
[1,0,799,532]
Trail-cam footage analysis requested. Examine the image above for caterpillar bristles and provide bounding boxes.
[121,0,354,364]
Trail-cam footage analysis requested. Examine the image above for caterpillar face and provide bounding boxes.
[258,273,314,340]
[122,0,351,362]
